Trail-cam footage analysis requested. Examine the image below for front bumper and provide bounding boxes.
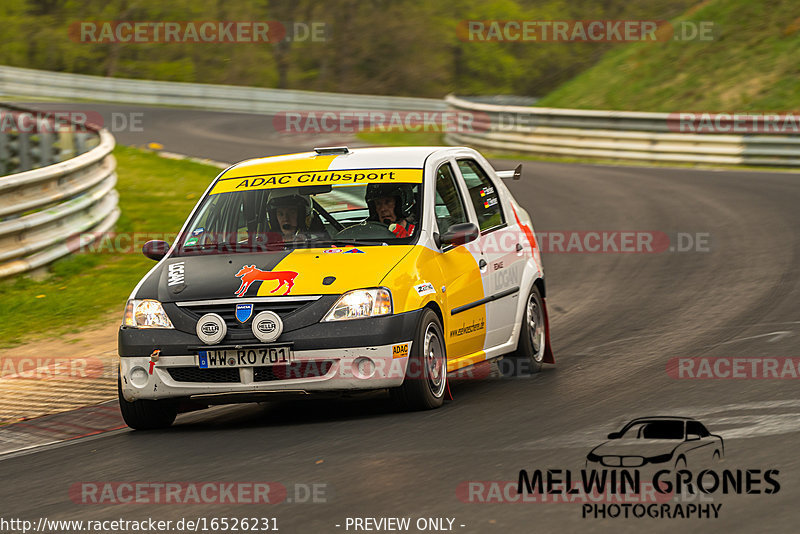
[120,342,412,402]
[119,308,423,356]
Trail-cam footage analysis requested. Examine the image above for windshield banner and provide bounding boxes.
[210,168,423,195]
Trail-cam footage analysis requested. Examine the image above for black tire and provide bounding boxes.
[503,285,546,377]
[391,309,447,411]
[118,371,178,430]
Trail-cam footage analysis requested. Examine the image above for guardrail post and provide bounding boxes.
[17,132,32,172]
[75,132,88,155]
[58,130,75,161]
[30,132,57,167]
[0,132,8,175]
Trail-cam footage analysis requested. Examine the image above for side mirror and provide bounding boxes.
[607,432,621,440]
[439,223,479,248]
[686,433,701,441]
[142,240,170,261]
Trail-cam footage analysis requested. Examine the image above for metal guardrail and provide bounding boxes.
[0,104,118,278]
[0,65,446,113]
[444,95,800,166]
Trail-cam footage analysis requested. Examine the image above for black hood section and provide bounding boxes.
[141,251,294,302]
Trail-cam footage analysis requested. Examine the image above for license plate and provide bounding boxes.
[198,347,293,369]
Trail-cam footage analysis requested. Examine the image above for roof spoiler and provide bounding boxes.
[314,146,350,155]
[496,164,522,180]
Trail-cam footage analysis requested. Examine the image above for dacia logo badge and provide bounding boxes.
[235,303,254,323]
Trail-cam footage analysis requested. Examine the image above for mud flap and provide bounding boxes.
[445,382,454,401]
[542,297,555,364]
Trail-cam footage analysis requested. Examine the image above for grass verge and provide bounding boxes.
[537,0,800,111]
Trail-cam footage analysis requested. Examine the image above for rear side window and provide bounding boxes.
[686,421,710,437]
[457,159,505,232]
[641,420,685,440]
[434,163,468,234]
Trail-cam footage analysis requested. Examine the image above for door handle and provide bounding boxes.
[516,243,523,252]
[478,259,487,269]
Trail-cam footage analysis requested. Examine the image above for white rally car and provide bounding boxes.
[119,146,554,428]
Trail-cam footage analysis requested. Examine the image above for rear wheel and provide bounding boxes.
[118,370,178,430]
[391,309,447,410]
[504,285,546,376]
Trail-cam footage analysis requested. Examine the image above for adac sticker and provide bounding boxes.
[414,282,436,296]
[191,227,205,236]
[344,248,364,254]
[392,343,409,359]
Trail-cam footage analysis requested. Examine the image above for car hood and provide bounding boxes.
[145,245,416,302]
[591,439,681,458]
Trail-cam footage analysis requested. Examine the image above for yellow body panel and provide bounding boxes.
[380,245,487,365]
[256,246,414,297]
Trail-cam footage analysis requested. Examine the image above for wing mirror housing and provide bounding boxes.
[439,223,479,248]
[607,432,622,440]
[686,433,701,441]
[142,240,170,261]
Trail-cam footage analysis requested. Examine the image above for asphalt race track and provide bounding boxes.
[2,103,799,533]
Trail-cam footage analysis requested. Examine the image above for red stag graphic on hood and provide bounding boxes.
[234,265,298,297]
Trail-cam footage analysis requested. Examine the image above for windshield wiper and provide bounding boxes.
[323,239,387,247]
[183,242,261,252]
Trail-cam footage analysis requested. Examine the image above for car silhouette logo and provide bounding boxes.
[586,416,724,470]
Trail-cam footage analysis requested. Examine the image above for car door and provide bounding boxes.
[455,158,525,350]
[432,161,487,364]
[685,420,719,465]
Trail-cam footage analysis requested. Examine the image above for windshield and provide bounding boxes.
[175,180,422,255]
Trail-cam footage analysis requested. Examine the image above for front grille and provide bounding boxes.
[167,367,241,383]
[253,361,334,382]
[181,301,313,330]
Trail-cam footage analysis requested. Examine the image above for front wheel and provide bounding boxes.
[391,309,447,410]
[504,285,546,376]
[118,370,178,430]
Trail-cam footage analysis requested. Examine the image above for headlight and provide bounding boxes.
[646,453,674,464]
[123,299,174,328]
[323,288,392,321]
